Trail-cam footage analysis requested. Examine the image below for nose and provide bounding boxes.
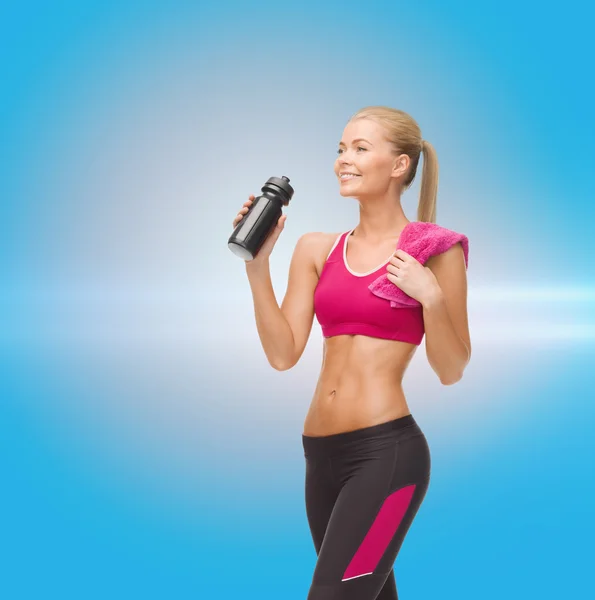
[338,149,354,163]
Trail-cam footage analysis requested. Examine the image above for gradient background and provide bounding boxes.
[1,1,593,598]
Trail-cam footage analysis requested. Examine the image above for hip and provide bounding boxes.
[302,413,431,485]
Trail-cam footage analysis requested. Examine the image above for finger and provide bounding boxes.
[271,216,284,232]
[233,209,248,226]
[235,207,249,221]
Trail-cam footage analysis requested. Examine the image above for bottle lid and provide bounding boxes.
[264,176,294,203]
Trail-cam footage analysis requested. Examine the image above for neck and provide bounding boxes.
[352,197,410,242]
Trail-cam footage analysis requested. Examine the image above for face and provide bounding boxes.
[334,118,410,198]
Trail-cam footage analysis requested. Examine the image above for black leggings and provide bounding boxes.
[302,414,431,600]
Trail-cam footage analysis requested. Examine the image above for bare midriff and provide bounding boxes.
[302,334,418,437]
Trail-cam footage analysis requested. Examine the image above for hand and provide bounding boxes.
[386,249,440,304]
[232,194,287,264]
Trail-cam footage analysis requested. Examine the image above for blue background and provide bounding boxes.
[1,1,593,598]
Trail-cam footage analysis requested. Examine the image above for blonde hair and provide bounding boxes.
[349,106,438,223]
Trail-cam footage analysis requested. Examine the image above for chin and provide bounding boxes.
[338,183,363,198]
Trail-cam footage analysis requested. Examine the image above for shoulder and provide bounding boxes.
[425,241,465,266]
[407,221,469,269]
[407,221,465,237]
[425,225,469,268]
[294,231,343,277]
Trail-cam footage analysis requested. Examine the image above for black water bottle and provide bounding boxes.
[228,175,294,260]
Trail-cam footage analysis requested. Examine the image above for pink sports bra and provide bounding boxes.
[313,229,425,345]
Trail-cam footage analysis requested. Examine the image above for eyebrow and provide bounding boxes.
[338,138,373,146]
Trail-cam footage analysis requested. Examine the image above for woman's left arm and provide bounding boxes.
[421,243,471,385]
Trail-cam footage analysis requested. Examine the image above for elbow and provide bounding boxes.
[438,346,471,386]
[273,362,292,372]
[271,356,296,372]
[271,345,299,371]
[440,370,464,386]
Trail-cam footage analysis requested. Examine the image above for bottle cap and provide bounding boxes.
[264,176,294,204]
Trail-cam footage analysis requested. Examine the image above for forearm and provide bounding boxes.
[422,287,470,385]
[245,260,295,370]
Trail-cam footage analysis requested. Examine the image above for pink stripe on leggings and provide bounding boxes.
[342,484,416,581]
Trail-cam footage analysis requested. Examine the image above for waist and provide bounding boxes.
[302,413,421,458]
[315,354,410,392]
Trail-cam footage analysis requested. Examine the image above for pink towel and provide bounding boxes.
[368,221,469,308]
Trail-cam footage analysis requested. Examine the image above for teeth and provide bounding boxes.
[340,174,360,179]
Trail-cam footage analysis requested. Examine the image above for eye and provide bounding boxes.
[336,147,367,154]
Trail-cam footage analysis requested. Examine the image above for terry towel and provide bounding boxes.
[368,221,469,308]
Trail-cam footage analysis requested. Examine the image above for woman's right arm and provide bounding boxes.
[245,233,320,371]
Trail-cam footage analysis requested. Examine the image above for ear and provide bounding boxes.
[392,153,410,178]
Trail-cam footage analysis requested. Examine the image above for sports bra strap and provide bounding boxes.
[325,231,348,260]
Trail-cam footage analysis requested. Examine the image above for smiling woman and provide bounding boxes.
[238,105,469,600]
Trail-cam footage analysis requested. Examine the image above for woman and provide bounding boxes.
[232,106,471,600]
